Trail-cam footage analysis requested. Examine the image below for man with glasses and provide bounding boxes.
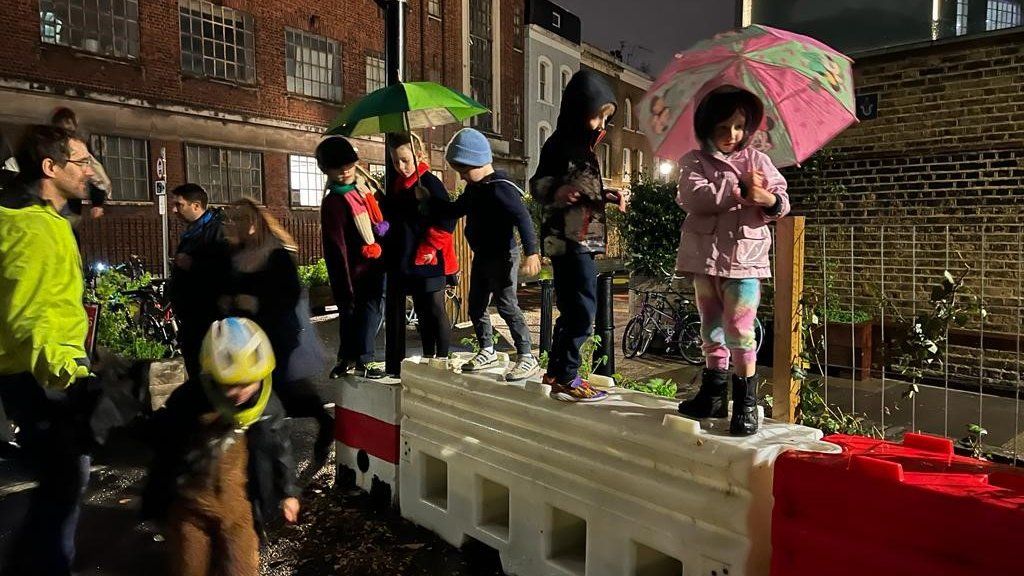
[0,125,98,575]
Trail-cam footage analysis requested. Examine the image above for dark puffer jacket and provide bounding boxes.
[529,69,618,256]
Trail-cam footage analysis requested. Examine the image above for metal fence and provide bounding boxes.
[799,223,1023,462]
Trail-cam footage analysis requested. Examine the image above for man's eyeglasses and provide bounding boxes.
[65,157,92,167]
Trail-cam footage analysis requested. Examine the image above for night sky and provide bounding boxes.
[553,0,736,76]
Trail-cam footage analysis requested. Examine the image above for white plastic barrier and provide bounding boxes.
[335,374,403,507]
[399,356,838,576]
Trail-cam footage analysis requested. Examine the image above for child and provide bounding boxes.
[380,132,458,359]
[529,70,628,402]
[144,317,300,576]
[674,87,790,435]
[427,128,542,380]
[316,136,388,380]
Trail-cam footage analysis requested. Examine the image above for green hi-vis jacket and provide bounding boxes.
[0,200,90,389]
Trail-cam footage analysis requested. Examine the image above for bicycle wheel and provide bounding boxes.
[636,317,657,358]
[753,316,765,354]
[676,317,705,366]
[621,316,646,359]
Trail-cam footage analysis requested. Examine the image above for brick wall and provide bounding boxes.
[784,29,1024,388]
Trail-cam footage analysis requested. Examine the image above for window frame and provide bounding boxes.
[623,98,633,130]
[184,143,264,205]
[621,147,632,183]
[560,66,573,93]
[537,121,552,153]
[90,134,150,203]
[288,154,327,208]
[39,0,140,59]
[178,0,257,85]
[285,28,343,103]
[552,12,561,28]
[365,52,387,93]
[468,0,495,132]
[600,143,611,179]
[538,57,553,104]
[428,0,442,19]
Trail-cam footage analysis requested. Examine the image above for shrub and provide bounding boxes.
[298,258,331,287]
[611,174,684,277]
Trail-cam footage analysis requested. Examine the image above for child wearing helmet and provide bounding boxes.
[143,318,300,576]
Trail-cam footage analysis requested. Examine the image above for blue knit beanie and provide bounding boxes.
[445,128,493,167]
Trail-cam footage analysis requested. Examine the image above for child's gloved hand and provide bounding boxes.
[373,220,390,237]
[414,247,437,266]
[281,497,300,524]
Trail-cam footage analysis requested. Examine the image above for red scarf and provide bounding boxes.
[393,162,432,192]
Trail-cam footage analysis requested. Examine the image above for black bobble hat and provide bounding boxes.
[315,136,359,171]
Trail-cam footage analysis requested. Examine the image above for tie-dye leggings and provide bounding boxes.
[692,274,761,374]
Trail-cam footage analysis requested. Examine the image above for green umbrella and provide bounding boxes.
[327,81,489,137]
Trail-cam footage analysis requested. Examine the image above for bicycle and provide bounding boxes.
[404,282,463,329]
[623,287,764,365]
[123,278,180,357]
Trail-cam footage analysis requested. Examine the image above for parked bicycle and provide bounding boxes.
[623,287,763,365]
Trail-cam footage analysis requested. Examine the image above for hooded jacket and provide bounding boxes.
[674,91,790,279]
[529,69,617,256]
[0,179,90,389]
[169,207,230,329]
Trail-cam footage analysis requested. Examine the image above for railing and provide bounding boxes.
[776,219,1023,463]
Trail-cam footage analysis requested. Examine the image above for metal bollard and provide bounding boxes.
[594,273,615,376]
[539,278,554,354]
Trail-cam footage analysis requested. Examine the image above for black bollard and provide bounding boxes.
[539,278,554,355]
[594,273,615,376]
[381,0,407,377]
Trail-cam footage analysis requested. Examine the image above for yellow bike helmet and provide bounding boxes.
[199,317,275,429]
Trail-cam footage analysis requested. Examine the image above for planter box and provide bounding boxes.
[308,284,334,313]
[812,321,873,381]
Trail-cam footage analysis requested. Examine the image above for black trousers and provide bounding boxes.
[547,251,597,383]
[336,273,385,365]
[468,250,531,355]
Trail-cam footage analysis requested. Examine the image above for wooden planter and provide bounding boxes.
[308,284,335,313]
[812,320,873,381]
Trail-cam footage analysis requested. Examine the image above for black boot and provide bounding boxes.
[678,368,729,419]
[729,374,759,436]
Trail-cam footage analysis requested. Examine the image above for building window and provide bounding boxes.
[511,94,523,141]
[91,135,149,202]
[366,53,386,93]
[367,163,386,183]
[538,59,552,103]
[538,123,550,152]
[621,148,632,182]
[512,4,524,51]
[285,29,342,102]
[39,0,140,59]
[185,144,263,204]
[600,143,611,179]
[179,0,256,84]
[624,98,633,130]
[469,0,494,131]
[552,12,561,28]
[289,155,326,207]
[988,0,1023,30]
[560,67,572,92]
[636,150,644,177]
[428,0,442,18]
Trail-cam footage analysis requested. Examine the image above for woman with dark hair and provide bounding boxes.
[221,199,334,465]
[381,132,458,360]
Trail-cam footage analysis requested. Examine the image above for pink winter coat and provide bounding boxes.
[674,146,790,279]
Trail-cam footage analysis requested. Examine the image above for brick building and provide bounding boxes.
[0,0,526,272]
[579,43,654,191]
[745,1,1024,387]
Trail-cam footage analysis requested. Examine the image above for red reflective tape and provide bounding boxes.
[335,407,400,464]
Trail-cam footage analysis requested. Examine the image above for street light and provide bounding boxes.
[659,161,673,179]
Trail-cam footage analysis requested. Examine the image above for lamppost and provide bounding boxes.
[377,0,408,376]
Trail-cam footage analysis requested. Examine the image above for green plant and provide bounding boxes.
[297,258,330,287]
[579,334,606,379]
[611,173,684,277]
[613,373,678,398]
[85,267,168,361]
[961,424,989,460]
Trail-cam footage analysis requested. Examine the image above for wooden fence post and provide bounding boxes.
[773,216,806,424]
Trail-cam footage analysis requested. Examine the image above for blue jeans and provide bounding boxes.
[0,374,91,576]
[547,251,597,383]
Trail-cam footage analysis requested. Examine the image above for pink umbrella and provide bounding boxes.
[639,25,857,167]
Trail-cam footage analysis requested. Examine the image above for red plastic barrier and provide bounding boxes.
[771,433,1024,576]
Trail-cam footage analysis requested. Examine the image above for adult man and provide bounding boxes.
[0,125,96,575]
[168,183,229,380]
[50,107,110,221]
